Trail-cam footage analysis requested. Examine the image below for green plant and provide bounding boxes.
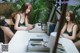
[12,0,25,12]
[28,0,49,24]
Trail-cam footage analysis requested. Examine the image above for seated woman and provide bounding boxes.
[0,12,17,44]
[60,10,80,51]
[60,11,78,41]
[14,3,33,30]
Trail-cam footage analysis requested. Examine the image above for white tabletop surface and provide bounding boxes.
[8,31,79,53]
[59,38,79,53]
[50,32,79,53]
[8,31,49,53]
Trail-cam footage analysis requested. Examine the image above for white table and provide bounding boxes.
[8,31,79,53]
[50,32,79,53]
[8,31,49,53]
[59,38,79,53]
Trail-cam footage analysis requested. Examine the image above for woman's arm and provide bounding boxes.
[14,14,28,30]
[63,25,78,40]
[25,16,29,26]
[25,16,33,30]
[60,23,67,36]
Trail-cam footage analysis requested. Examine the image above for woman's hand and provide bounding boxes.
[26,24,33,30]
[62,33,73,40]
[62,33,69,38]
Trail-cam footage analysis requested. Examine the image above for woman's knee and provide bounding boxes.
[74,40,80,48]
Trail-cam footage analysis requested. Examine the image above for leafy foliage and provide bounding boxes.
[11,0,25,12]
[29,0,49,24]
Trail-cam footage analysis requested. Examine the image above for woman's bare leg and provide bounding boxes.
[1,26,14,38]
[74,40,80,49]
[4,33,10,44]
[1,26,14,43]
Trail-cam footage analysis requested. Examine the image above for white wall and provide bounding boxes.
[6,0,18,3]
[68,0,80,6]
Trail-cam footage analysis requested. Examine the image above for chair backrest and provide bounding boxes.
[47,22,56,35]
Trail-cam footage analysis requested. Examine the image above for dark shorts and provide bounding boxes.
[73,38,80,42]
[0,19,9,27]
[0,19,16,33]
[10,25,16,33]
